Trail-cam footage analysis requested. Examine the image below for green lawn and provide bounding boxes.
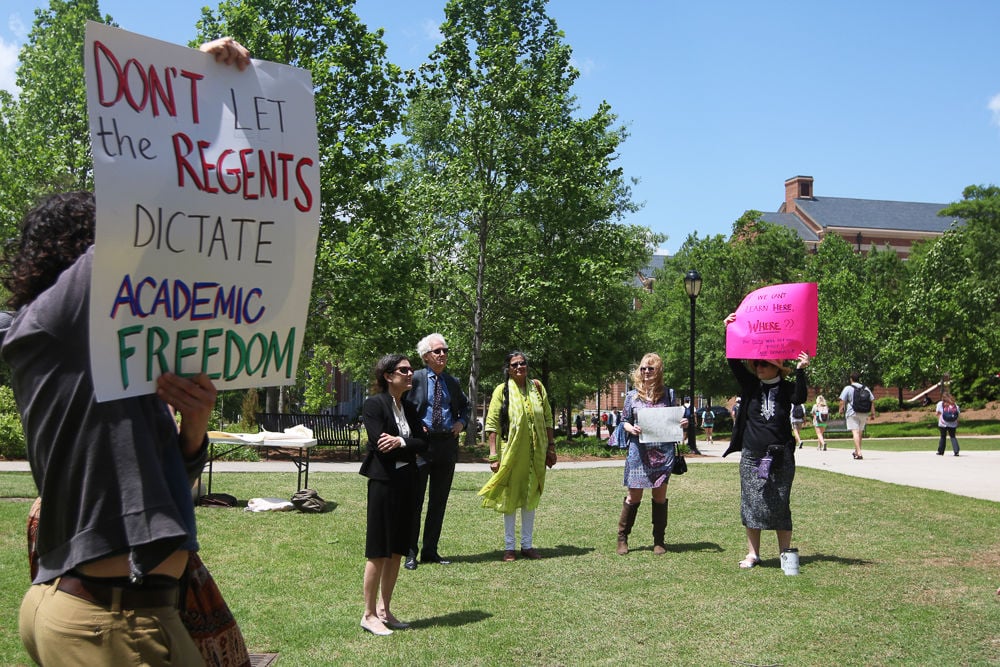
[2,464,999,666]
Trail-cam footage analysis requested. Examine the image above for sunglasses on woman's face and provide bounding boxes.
[639,366,658,373]
[393,366,414,375]
[753,361,775,369]
[509,361,527,369]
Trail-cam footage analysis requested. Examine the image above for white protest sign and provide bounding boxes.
[637,406,686,443]
[83,22,320,401]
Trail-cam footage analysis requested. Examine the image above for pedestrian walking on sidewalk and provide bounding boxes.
[812,396,829,450]
[935,392,961,456]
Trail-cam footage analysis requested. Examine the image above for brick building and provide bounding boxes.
[577,175,954,421]
[761,175,959,258]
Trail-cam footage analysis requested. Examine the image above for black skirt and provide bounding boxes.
[739,448,795,531]
[365,466,419,558]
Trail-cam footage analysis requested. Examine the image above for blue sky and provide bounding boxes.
[3,1,1000,253]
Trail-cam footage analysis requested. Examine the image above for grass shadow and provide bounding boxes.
[797,553,873,567]
[408,609,492,629]
[668,540,725,554]
[448,544,594,564]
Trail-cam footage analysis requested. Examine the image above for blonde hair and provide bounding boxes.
[630,353,665,404]
[814,395,827,409]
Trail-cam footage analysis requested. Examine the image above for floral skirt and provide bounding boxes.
[623,441,675,488]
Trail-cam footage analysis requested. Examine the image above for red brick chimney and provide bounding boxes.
[784,175,814,213]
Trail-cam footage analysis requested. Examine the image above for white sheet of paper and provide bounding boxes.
[637,406,686,443]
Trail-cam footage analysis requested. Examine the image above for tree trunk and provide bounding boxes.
[465,212,489,449]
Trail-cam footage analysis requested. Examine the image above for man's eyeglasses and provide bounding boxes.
[639,366,658,373]
[393,366,414,375]
[753,360,775,368]
[430,348,449,355]
[509,361,528,369]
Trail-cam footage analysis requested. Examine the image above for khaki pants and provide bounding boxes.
[19,581,204,666]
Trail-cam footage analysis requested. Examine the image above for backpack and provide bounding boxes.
[941,403,959,422]
[290,488,328,513]
[792,404,805,420]
[851,385,872,414]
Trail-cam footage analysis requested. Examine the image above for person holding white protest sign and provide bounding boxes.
[3,36,250,667]
[615,352,688,556]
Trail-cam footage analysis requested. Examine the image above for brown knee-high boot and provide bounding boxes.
[652,499,668,555]
[616,499,639,555]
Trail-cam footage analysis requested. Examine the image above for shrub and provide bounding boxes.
[240,388,260,430]
[874,397,898,413]
[0,385,26,459]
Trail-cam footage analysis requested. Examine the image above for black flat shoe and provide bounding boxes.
[403,557,417,570]
[420,554,451,565]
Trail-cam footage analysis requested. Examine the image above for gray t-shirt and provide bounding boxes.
[838,383,873,417]
[2,248,205,582]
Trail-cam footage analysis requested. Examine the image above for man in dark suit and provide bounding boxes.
[403,333,470,570]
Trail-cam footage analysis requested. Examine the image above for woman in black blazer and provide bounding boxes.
[359,353,428,636]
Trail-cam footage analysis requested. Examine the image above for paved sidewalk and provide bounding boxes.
[3,440,997,502]
[692,440,1000,502]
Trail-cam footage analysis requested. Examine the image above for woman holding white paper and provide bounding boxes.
[615,353,687,556]
[723,313,810,570]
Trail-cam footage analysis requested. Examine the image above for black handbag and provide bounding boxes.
[672,448,688,475]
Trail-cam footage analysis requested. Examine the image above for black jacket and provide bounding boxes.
[359,392,428,481]
[723,359,808,458]
[405,367,470,431]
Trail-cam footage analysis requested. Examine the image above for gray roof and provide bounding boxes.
[760,212,820,242]
[792,196,959,233]
[634,253,666,289]
[644,253,666,274]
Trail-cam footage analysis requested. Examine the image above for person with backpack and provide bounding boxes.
[838,372,875,460]
[698,406,716,444]
[935,392,961,456]
[790,402,806,448]
[811,395,830,451]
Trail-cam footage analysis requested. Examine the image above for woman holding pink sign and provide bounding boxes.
[723,313,810,570]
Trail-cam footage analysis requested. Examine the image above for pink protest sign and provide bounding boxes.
[725,282,818,360]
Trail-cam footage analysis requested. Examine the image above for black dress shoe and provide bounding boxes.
[420,554,451,565]
[403,556,417,570]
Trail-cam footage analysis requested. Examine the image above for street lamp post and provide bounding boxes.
[683,269,702,455]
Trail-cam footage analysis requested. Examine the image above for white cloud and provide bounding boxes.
[570,56,595,77]
[10,13,28,41]
[0,36,19,97]
[1,13,28,97]
[990,93,1000,128]
[421,18,442,43]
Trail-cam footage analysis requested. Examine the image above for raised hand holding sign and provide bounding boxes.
[725,282,818,360]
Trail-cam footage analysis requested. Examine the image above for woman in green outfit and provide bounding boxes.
[480,351,558,561]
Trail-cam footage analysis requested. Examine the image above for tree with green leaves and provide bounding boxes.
[801,233,871,395]
[0,0,105,237]
[644,212,807,404]
[402,0,653,441]
[195,0,412,409]
[883,185,1000,400]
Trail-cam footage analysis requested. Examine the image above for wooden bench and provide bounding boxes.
[256,413,362,460]
[821,418,865,437]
